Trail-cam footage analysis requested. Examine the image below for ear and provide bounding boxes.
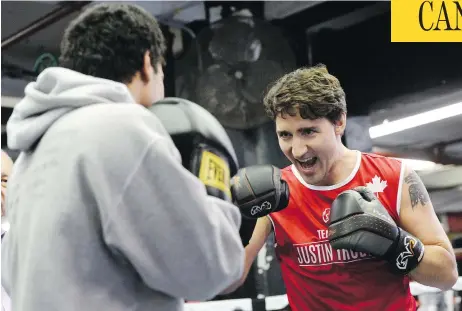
[334,113,347,136]
[141,50,152,83]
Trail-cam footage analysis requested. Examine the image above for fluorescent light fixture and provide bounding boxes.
[369,102,462,139]
[393,158,437,171]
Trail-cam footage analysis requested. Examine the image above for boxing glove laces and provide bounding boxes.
[230,165,289,219]
[328,186,425,275]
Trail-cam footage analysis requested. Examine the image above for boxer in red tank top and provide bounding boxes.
[221,64,457,310]
[270,153,413,310]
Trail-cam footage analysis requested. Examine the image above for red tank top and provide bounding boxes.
[268,151,415,311]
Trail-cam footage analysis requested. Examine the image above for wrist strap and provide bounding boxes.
[387,228,425,274]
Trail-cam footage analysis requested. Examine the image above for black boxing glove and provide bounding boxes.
[328,186,425,275]
[230,165,289,219]
[150,98,239,202]
[189,140,233,201]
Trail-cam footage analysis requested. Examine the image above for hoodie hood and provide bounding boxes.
[7,67,137,151]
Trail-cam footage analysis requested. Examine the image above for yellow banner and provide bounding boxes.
[391,0,462,42]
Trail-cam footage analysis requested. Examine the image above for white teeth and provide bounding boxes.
[299,157,315,163]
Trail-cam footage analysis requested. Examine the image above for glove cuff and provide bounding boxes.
[386,228,425,275]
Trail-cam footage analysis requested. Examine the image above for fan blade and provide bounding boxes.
[239,60,285,104]
[209,16,262,64]
[195,63,270,129]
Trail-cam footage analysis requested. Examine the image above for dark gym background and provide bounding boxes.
[2,1,462,306]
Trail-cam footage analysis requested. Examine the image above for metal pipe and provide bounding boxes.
[1,2,92,51]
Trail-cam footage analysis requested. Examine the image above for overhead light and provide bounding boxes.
[393,158,437,171]
[369,102,462,139]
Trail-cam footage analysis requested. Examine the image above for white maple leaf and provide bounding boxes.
[366,175,387,194]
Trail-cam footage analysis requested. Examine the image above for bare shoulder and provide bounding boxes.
[403,169,431,210]
[400,165,433,217]
[399,166,450,246]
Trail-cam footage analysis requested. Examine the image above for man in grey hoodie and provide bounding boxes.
[2,3,245,311]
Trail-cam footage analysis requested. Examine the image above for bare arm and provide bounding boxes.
[399,166,458,290]
[220,216,273,294]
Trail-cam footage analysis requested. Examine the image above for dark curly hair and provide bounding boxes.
[59,3,166,84]
[263,64,346,124]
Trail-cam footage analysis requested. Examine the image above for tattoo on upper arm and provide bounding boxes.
[404,171,430,209]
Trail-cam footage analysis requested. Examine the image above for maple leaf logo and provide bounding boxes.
[366,175,387,198]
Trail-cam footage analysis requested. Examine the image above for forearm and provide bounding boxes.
[409,244,458,290]
[220,216,273,295]
[220,244,260,294]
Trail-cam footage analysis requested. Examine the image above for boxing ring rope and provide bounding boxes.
[185,278,462,311]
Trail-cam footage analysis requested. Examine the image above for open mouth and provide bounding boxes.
[297,157,318,170]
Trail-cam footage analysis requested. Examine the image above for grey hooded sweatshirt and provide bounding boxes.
[2,68,245,311]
